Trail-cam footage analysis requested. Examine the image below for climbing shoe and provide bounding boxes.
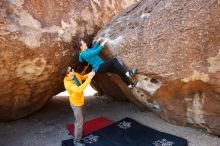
[128,81,138,89]
[129,68,137,77]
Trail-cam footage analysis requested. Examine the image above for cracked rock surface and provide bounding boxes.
[0,0,138,121]
[95,0,220,135]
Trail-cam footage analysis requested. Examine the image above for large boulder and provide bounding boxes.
[95,0,220,135]
[0,0,138,121]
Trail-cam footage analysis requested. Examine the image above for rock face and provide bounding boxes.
[95,0,220,135]
[92,73,147,109]
[0,0,138,121]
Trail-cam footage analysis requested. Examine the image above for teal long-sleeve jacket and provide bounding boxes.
[79,42,104,72]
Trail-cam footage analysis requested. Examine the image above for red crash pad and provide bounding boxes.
[67,117,113,136]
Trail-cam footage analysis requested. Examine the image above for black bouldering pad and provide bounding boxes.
[62,117,188,146]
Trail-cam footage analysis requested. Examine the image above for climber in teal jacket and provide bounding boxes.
[79,38,137,88]
[79,40,104,72]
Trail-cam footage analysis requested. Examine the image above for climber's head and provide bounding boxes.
[66,66,75,78]
[79,40,88,51]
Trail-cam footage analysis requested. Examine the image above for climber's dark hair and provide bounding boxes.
[77,39,84,49]
[61,66,69,75]
[61,66,71,75]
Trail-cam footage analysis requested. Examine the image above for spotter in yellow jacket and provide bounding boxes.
[64,70,91,106]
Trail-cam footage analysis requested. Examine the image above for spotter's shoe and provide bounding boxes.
[73,140,85,146]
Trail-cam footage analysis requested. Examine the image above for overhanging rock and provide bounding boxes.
[94,0,220,135]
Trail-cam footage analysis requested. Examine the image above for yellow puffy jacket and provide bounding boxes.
[64,73,91,106]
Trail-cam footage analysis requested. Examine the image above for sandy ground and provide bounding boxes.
[0,96,219,146]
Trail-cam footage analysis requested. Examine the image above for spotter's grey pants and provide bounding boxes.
[71,105,84,141]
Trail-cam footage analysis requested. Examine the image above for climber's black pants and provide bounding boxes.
[97,58,130,85]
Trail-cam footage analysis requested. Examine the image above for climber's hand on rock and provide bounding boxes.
[101,38,109,46]
[97,37,103,42]
[104,38,109,43]
[93,37,103,45]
